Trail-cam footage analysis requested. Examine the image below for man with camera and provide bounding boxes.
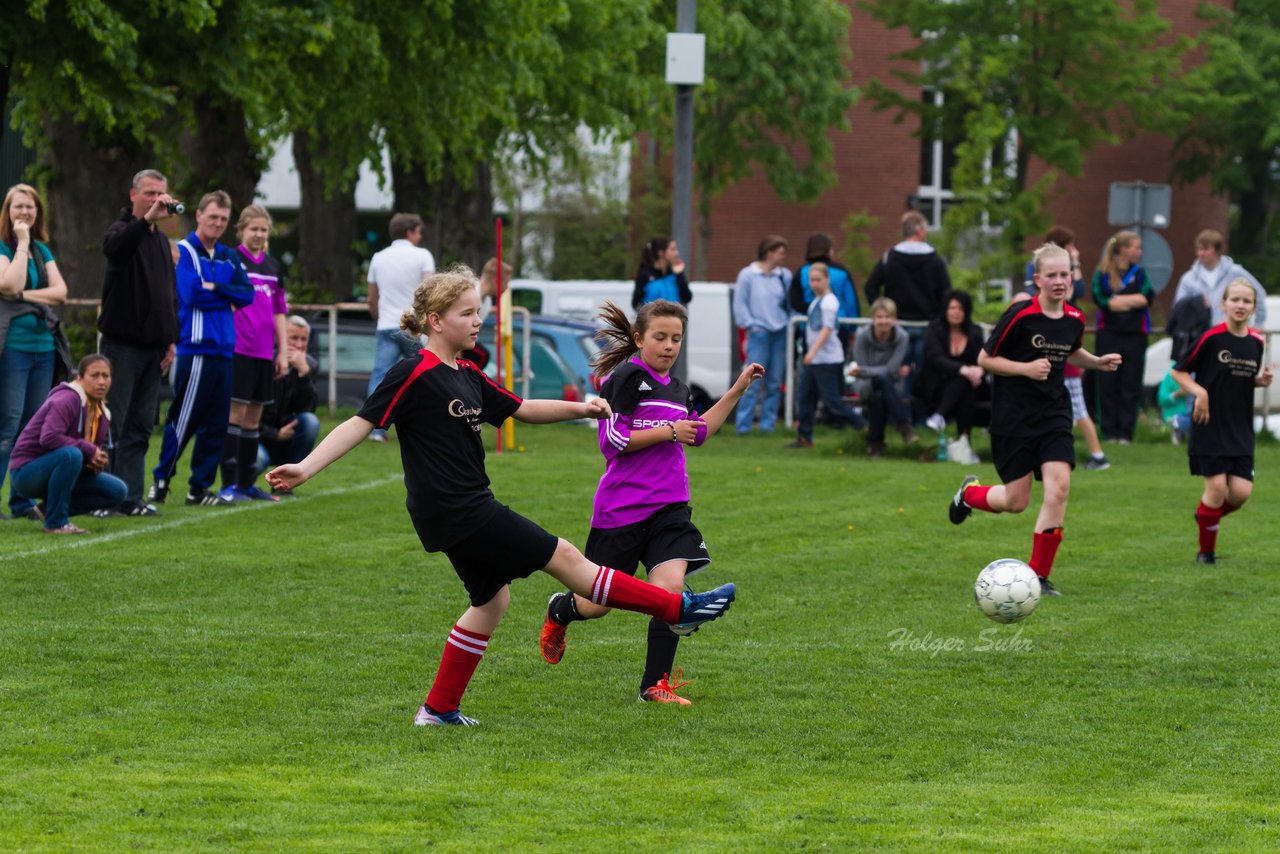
[97,168,183,517]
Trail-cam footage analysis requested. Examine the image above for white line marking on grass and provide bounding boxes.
[5,475,403,560]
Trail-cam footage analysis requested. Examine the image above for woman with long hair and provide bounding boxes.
[1091,230,1153,443]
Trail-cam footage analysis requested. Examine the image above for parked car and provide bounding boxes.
[482,314,602,394]
[306,312,590,408]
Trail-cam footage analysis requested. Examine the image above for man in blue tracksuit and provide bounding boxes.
[150,191,254,506]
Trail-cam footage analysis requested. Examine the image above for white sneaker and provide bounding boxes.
[925,413,946,433]
[947,435,980,465]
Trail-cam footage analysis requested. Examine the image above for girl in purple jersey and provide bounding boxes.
[1171,280,1272,564]
[220,205,288,501]
[267,273,737,726]
[539,299,764,705]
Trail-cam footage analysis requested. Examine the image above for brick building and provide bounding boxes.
[696,0,1227,304]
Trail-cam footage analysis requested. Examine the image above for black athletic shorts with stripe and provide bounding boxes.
[585,502,710,579]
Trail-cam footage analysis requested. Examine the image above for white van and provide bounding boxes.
[508,279,737,410]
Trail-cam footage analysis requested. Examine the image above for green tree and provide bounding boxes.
[862,0,1186,288]
[687,0,857,277]
[1168,1,1280,262]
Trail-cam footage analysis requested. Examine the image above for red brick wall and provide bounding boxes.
[699,0,1228,306]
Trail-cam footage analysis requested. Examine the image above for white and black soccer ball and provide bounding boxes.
[974,558,1041,623]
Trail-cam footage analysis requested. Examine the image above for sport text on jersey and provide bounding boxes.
[1216,349,1260,378]
[1029,334,1075,364]
[448,399,485,431]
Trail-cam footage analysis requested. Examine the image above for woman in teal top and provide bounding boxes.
[1,183,69,520]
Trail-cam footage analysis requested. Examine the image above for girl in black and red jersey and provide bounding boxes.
[266,268,736,727]
[1171,279,1273,564]
[948,244,1123,596]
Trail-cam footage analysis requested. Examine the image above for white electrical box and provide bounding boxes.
[666,33,706,85]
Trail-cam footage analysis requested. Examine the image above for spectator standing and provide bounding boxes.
[8,354,126,534]
[150,191,254,506]
[1091,230,1153,443]
[1173,229,1268,329]
[915,290,985,465]
[366,213,435,441]
[789,233,859,347]
[1,183,71,521]
[865,211,952,396]
[98,168,180,516]
[850,297,917,458]
[218,205,288,502]
[255,316,320,496]
[732,235,792,435]
[786,263,867,449]
[632,236,692,309]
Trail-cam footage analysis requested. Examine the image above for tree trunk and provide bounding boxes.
[294,130,357,301]
[40,114,152,300]
[397,154,494,272]
[1234,153,1271,257]
[173,93,264,212]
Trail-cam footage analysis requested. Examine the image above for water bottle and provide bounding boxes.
[936,430,947,462]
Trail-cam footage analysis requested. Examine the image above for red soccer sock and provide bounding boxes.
[964,484,998,513]
[589,566,681,624]
[1196,502,1224,554]
[1220,501,1242,518]
[1029,527,1063,579]
[424,625,490,713]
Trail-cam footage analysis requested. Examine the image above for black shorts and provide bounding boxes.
[421,504,559,606]
[232,354,274,405]
[584,503,710,578]
[990,431,1075,483]
[1189,454,1255,481]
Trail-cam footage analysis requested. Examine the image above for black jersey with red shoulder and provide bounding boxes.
[1175,323,1265,457]
[358,350,522,549]
[982,298,1086,437]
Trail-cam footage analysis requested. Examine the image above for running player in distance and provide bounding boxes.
[949,244,1122,596]
[1170,279,1272,564]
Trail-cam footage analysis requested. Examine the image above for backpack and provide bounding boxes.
[1167,296,1210,364]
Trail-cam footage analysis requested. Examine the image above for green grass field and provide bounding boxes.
[3,418,1279,851]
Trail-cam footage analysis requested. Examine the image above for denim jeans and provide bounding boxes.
[736,328,788,433]
[11,445,127,529]
[100,337,166,504]
[866,374,911,442]
[0,345,55,515]
[255,411,321,474]
[902,325,927,401]
[368,330,423,398]
[797,363,865,440]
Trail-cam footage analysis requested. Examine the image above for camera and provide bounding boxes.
[167,201,185,215]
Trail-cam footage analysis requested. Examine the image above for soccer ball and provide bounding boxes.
[974,558,1041,623]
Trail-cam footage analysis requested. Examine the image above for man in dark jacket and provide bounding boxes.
[864,210,952,396]
[250,315,320,497]
[97,168,180,516]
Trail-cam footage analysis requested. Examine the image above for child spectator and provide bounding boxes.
[538,300,765,705]
[849,297,916,458]
[789,233,859,349]
[266,268,737,726]
[785,263,866,449]
[1158,363,1192,445]
[8,354,126,534]
[1170,279,1272,564]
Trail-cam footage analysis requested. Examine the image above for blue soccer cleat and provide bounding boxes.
[670,582,735,636]
[414,704,480,726]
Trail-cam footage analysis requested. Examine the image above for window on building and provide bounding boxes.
[917,88,1016,231]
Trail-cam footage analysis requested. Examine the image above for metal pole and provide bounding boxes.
[328,306,338,417]
[672,0,696,384]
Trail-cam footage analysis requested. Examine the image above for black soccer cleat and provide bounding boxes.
[1037,575,1061,596]
[148,479,170,504]
[1196,551,1216,565]
[949,475,979,525]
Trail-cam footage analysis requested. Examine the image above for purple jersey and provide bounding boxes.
[592,358,701,528]
[234,247,288,360]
